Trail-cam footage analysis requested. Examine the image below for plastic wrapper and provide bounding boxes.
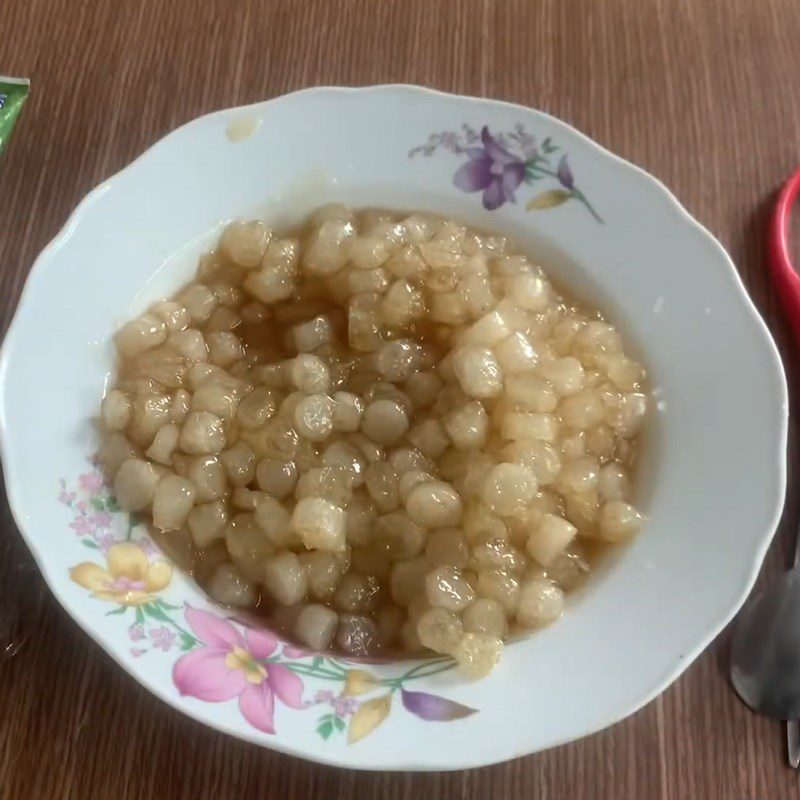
[0,76,29,155]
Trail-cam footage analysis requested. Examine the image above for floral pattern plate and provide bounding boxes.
[0,86,787,771]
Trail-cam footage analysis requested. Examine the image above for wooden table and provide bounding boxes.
[2,0,799,796]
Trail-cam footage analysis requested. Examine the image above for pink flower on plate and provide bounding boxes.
[149,625,177,652]
[79,472,104,493]
[76,500,88,515]
[89,511,113,530]
[58,487,76,506]
[69,517,93,537]
[173,607,304,734]
[129,624,145,642]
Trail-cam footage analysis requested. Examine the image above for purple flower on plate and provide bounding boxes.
[69,516,92,537]
[89,511,112,530]
[453,126,526,210]
[332,695,358,718]
[79,472,104,494]
[130,647,147,658]
[556,154,574,190]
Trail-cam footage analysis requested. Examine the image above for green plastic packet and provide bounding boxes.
[0,76,29,155]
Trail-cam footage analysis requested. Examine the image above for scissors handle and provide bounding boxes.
[769,166,800,342]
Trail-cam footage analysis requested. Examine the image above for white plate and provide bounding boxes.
[0,85,787,770]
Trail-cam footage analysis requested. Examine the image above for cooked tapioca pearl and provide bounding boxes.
[289,315,333,354]
[586,424,616,459]
[400,213,435,243]
[457,456,496,500]
[426,528,469,568]
[398,470,435,504]
[526,513,577,567]
[559,430,587,460]
[389,446,433,477]
[347,432,384,465]
[459,273,496,317]
[374,511,426,559]
[206,332,244,368]
[575,321,622,360]
[114,459,161,512]
[299,551,343,600]
[293,394,334,442]
[218,441,255,486]
[360,399,408,446]
[557,457,600,493]
[243,262,296,304]
[597,501,643,541]
[545,545,590,590]
[403,371,442,411]
[334,573,381,613]
[241,301,269,325]
[428,290,469,325]
[598,463,631,501]
[348,237,391,270]
[463,504,509,544]
[152,475,196,531]
[179,284,220,324]
[441,401,488,450]
[294,466,352,507]
[565,490,599,529]
[374,340,422,382]
[364,462,400,512]
[192,381,239,420]
[101,390,131,432]
[495,332,538,375]
[500,440,561,486]
[407,419,449,459]
[389,558,428,606]
[170,389,191,424]
[288,354,330,394]
[304,220,355,276]
[539,357,585,396]
[224,512,275,582]
[481,463,538,517]
[128,392,171,447]
[453,346,503,399]
[386,245,428,281]
[344,492,377,546]
[461,309,511,346]
[187,500,228,548]
[205,306,242,333]
[471,538,528,574]
[263,551,308,606]
[185,455,225,501]
[145,423,180,465]
[405,481,463,528]
[608,392,647,437]
[416,607,463,654]
[517,578,564,627]
[507,271,551,311]
[180,411,226,454]
[150,300,190,332]
[186,362,224,391]
[476,569,520,613]
[220,220,271,268]
[501,412,558,442]
[463,599,507,637]
[381,279,426,327]
[129,344,190,389]
[606,355,644,391]
[167,329,207,362]
[115,315,167,359]
[454,633,503,679]
[236,387,278,429]
[206,564,258,609]
[291,497,346,552]
[336,614,378,656]
[560,389,606,429]
[425,565,475,611]
[504,374,557,412]
[295,604,338,651]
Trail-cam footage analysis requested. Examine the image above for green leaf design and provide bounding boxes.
[106,497,119,512]
[179,632,197,651]
[526,189,572,211]
[157,599,181,610]
[542,136,558,154]
[317,720,334,740]
[333,716,346,732]
[142,603,172,623]
[105,605,128,616]
[311,656,324,669]
[81,539,99,549]
[135,606,146,625]
[90,498,105,512]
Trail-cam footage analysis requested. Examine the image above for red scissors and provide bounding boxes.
[768,166,800,766]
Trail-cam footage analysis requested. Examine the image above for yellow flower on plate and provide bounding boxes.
[348,693,392,744]
[70,542,172,606]
[342,669,379,697]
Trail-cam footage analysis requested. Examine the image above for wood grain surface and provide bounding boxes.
[2,0,800,796]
